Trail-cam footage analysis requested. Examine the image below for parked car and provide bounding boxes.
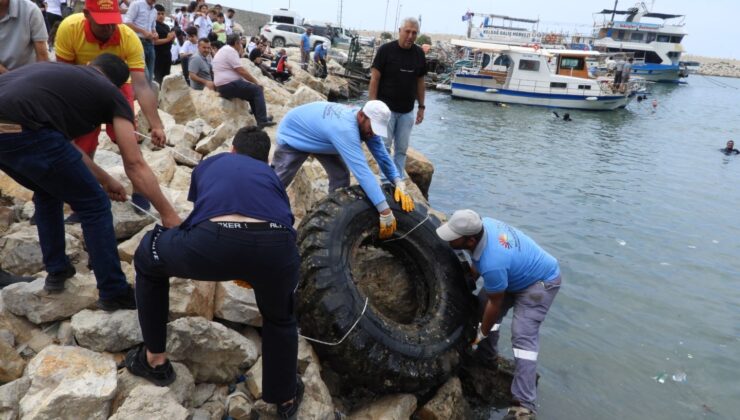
[260,23,330,49]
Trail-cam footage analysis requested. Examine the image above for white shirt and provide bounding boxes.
[224,16,233,35]
[194,15,211,40]
[46,0,62,16]
[124,0,157,37]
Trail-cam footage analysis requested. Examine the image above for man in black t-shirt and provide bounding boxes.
[0,55,180,310]
[369,16,427,179]
[152,4,176,85]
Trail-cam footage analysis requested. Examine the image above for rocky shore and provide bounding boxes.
[0,50,511,419]
[683,55,740,78]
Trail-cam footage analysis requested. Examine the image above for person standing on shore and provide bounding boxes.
[369,16,427,179]
[437,209,562,420]
[124,0,158,83]
[300,26,312,70]
[152,4,176,85]
[271,100,415,239]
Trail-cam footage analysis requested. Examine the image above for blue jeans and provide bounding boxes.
[0,129,129,299]
[382,110,415,179]
[142,39,155,83]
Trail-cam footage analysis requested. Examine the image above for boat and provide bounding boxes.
[449,39,643,111]
[592,2,689,83]
[463,11,564,49]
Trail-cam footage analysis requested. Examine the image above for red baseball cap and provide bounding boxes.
[85,0,122,25]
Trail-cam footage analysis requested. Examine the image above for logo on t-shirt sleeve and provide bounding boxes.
[498,233,511,249]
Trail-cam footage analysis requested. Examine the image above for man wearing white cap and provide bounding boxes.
[272,100,414,239]
[436,209,561,420]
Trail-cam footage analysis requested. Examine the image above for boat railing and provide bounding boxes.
[507,78,618,96]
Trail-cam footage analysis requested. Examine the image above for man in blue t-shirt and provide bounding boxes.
[127,127,304,419]
[313,41,327,78]
[437,209,562,420]
[300,26,312,70]
[272,100,415,239]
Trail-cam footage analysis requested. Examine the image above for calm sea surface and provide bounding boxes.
[362,75,740,419]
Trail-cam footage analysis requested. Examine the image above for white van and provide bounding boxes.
[271,9,303,26]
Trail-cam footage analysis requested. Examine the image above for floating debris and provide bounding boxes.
[660,262,671,266]
[617,239,627,246]
[654,373,669,384]
[712,240,719,244]
[688,354,694,359]
[671,371,687,383]
[687,245,697,249]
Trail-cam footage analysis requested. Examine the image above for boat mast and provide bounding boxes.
[610,0,618,24]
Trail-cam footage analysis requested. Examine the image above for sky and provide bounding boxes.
[214,0,739,59]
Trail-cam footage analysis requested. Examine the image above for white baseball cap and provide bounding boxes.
[436,209,484,241]
[361,100,391,138]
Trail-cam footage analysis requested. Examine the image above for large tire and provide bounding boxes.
[297,185,475,393]
[272,37,285,48]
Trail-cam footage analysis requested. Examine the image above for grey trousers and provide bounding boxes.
[272,143,350,191]
[477,276,561,412]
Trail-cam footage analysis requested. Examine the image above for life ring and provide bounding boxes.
[296,185,475,392]
[532,43,541,52]
[544,33,558,44]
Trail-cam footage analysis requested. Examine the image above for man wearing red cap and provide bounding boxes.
[54,0,166,214]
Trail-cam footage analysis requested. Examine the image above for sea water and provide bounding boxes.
[387,76,739,419]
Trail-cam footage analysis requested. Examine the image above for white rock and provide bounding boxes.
[245,357,263,400]
[192,383,217,408]
[171,147,202,169]
[0,172,32,202]
[169,165,194,192]
[0,340,25,383]
[195,122,238,155]
[117,222,157,263]
[20,345,117,420]
[2,274,98,324]
[111,201,153,240]
[142,148,178,185]
[286,85,327,108]
[0,377,31,420]
[109,385,188,420]
[112,362,194,414]
[166,317,259,383]
[159,74,196,124]
[190,89,255,129]
[70,309,142,352]
[0,224,82,275]
[169,279,216,321]
[214,282,262,326]
[185,118,214,140]
[349,394,418,420]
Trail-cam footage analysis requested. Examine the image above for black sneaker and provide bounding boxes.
[257,120,276,128]
[43,264,76,293]
[124,344,177,386]
[277,375,304,420]
[97,285,137,311]
[0,268,35,289]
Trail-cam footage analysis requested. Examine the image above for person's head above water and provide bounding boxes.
[727,140,735,150]
[563,113,572,121]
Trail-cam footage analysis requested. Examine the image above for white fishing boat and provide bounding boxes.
[592,2,689,83]
[462,11,564,49]
[449,39,642,111]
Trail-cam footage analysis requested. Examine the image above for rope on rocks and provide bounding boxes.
[382,213,431,243]
[299,297,369,346]
[127,198,161,223]
[134,131,201,166]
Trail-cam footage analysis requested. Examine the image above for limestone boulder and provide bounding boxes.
[93,150,123,170]
[190,89,255,128]
[142,148,178,185]
[349,394,417,420]
[263,85,291,107]
[136,108,177,136]
[185,118,214,140]
[165,124,196,149]
[195,122,238,155]
[0,340,25,383]
[0,224,82,275]
[251,361,335,420]
[169,165,194,192]
[166,317,259,383]
[213,282,262,326]
[0,297,54,355]
[286,63,328,95]
[159,74,197,124]
[325,75,350,100]
[0,207,15,234]
[70,309,142,352]
[2,274,97,324]
[0,172,32,202]
[169,279,216,321]
[117,222,157,263]
[171,147,202,169]
[109,385,188,420]
[405,147,435,199]
[0,377,31,420]
[286,85,327,108]
[226,392,252,420]
[0,329,12,347]
[19,346,117,420]
[111,201,153,240]
[416,376,471,420]
[192,383,217,408]
[112,362,194,414]
[285,159,330,224]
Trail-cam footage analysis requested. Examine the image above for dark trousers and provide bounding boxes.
[181,56,190,85]
[154,51,172,85]
[216,80,269,123]
[271,143,350,191]
[133,221,300,403]
[0,129,129,299]
[141,39,155,83]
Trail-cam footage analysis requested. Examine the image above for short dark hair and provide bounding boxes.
[212,40,224,50]
[232,126,271,162]
[197,37,210,45]
[227,8,234,13]
[226,34,240,47]
[207,31,218,42]
[90,53,130,87]
[185,26,198,36]
[154,4,165,12]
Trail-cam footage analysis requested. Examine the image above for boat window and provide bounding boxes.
[481,54,491,68]
[550,82,567,89]
[578,85,592,90]
[493,55,512,67]
[518,59,540,71]
[646,33,657,42]
[670,36,684,43]
[657,34,670,42]
[645,51,662,64]
[667,51,680,58]
[630,32,644,42]
[559,57,584,70]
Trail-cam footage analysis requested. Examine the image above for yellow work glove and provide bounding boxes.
[393,180,415,212]
[379,211,397,239]
[471,322,488,350]
[233,280,253,289]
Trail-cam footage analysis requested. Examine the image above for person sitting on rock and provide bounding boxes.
[436,209,561,420]
[188,37,214,90]
[248,41,274,80]
[212,34,275,127]
[0,55,180,310]
[272,48,291,83]
[126,126,303,418]
[721,139,739,155]
[272,100,415,239]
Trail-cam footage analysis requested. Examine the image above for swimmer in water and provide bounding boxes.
[721,140,739,155]
[563,113,572,121]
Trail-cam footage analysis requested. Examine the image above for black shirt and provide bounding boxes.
[154,21,174,56]
[0,62,134,139]
[248,47,262,63]
[371,41,427,113]
[721,148,740,155]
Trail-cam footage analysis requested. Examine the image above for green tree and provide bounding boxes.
[380,32,393,40]
[416,34,431,45]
